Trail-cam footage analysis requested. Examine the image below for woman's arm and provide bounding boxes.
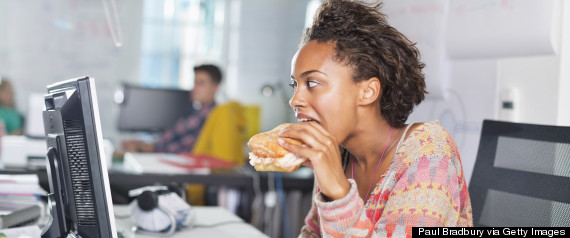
[299,123,472,237]
[299,177,322,237]
[308,154,468,237]
[300,180,375,238]
[299,198,322,238]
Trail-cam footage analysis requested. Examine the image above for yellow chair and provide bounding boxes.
[243,105,261,142]
[186,101,260,206]
[192,100,247,165]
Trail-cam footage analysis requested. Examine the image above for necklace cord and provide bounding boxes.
[351,126,393,202]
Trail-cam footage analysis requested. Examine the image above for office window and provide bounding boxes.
[140,0,232,89]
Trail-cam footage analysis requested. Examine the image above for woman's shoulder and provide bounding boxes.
[405,120,452,141]
[398,120,458,161]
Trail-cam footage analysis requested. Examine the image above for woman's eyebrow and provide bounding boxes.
[291,70,326,79]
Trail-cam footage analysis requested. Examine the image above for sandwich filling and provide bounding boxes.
[248,152,305,170]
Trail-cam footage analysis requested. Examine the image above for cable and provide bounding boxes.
[102,0,124,47]
[264,172,277,236]
[40,212,53,236]
[275,172,292,238]
[249,167,264,228]
[114,212,132,219]
[40,194,55,236]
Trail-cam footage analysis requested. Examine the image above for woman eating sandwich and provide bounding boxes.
[273,0,473,237]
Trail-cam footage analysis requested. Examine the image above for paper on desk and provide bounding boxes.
[0,225,41,238]
[161,153,235,169]
[123,153,211,175]
[0,174,47,197]
[0,175,39,184]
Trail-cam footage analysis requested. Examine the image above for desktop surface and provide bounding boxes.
[113,205,268,238]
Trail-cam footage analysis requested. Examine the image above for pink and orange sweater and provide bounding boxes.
[299,121,473,238]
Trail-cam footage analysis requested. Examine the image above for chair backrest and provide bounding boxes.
[469,120,570,227]
[192,101,246,165]
[243,105,260,141]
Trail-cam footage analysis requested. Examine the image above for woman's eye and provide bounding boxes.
[308,81,318,88]
[289,81,297,90]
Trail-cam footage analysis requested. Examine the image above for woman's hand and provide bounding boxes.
[121,140,140,152]
[278,122,350,200]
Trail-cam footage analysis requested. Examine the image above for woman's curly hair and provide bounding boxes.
[301,0,427,127]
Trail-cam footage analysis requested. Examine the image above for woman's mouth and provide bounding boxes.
[297,118,319,124]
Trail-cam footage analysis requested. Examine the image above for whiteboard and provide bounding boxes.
[0,0,143,142]
[384,0,449,98]
[446,0,560,59]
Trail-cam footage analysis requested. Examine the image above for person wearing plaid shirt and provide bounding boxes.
[121,64,222,154]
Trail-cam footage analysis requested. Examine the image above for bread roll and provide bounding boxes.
[247,123,305,172]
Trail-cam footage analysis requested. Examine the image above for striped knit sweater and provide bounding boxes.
[299,121,473,238]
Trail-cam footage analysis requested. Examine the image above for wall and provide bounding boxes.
[231,0,307,132]
[408,58,499,185]
[558,0,570,126]
[497,56,561,125]
[402,0,566,184]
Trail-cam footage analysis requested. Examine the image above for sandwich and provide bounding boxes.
[247,123,306,172]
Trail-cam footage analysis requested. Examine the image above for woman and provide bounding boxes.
[0,78,23,135]
[278,0,472,237]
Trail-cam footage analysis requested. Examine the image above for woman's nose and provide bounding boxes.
[289,88,305,109]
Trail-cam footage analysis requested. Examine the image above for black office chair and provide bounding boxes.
[469,120,570,227]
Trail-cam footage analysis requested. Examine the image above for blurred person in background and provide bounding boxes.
[0,77,24,135]
[120,64,222,154]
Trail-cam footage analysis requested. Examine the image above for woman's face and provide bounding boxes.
[0,84,14,107]
[191,71,218,104]
[289,40,361,143]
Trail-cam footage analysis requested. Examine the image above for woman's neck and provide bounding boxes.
[342,112,401,171]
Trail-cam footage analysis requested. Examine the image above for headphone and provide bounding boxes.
[129,183,194,235]
[135,184,185,211]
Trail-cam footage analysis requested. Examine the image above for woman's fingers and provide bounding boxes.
[278,138,316,160]
[304,121,334,139]
[279,122,334,151]
[278,123,338,167]
[279,122,350,200]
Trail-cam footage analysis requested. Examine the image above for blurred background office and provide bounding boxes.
[0,0,569,235]
[1,0,568,183]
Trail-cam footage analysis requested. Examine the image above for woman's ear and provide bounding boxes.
[358,77,381,106]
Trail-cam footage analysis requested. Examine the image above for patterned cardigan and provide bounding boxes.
[299,121,473,238]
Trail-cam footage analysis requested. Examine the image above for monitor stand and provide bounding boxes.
[42,137,68,238]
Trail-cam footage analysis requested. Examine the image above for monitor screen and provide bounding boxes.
[25,93,46,138]
[42,77,117,238]
[116,84,192,132]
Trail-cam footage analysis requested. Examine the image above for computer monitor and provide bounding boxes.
[42,77,117,238]
[116,84,192,132]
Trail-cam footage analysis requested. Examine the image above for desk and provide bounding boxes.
[0,165,314,222]
[114,205,268,238]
